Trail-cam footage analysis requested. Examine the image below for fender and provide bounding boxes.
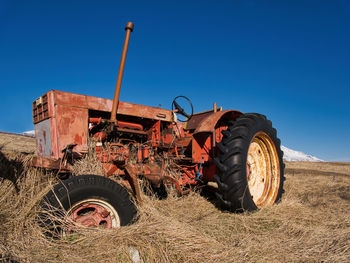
[193,110,242,135]
[188,109,242,165]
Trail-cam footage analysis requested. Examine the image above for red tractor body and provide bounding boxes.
[32,89,242,197]
[35,22,284,231]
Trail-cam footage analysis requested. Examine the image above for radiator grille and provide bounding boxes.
[33,94,49,123]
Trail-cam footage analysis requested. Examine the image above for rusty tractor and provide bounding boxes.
[33,22,284,231]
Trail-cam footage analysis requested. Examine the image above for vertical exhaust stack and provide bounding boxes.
[110,21,134,122]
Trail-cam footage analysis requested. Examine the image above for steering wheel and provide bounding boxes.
[171,96,194,122]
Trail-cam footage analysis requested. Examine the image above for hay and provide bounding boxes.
[1,132,350,262]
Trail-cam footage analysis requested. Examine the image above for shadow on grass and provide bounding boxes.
[0,146,25,193]
[0,255,20,263]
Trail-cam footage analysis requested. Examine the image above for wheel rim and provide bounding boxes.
[66,198,120,233]
[246,132,280,208]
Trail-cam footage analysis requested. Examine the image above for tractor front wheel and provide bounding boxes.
[40,174,137,235]
[214,113,285,211]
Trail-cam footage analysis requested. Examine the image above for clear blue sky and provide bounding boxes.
[1,0,349,161]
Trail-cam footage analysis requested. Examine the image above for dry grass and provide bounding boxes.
[0,133,350,262]
[286,161,350,176]
[0,132,36,154]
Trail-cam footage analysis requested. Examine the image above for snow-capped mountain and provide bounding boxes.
[22,130,35,137]
[20,130,322,162]
[281,146,323,162]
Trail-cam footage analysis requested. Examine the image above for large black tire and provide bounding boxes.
[214,113,285,212]
[40,175,137,234]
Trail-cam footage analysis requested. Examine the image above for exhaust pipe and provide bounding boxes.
[110,21,134,122]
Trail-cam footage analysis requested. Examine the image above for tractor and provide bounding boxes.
[32,22,284,230]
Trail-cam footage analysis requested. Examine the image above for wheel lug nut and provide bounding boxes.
[101,210,110,218]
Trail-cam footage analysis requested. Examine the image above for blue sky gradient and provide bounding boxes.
[0,0,349,161]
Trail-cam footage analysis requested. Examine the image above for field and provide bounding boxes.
[0,132,349,262]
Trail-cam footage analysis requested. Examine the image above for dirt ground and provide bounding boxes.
[0,132,349,262]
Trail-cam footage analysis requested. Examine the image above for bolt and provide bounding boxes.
[101,210,110,218]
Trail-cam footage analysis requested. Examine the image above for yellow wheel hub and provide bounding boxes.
[246,132,280,208]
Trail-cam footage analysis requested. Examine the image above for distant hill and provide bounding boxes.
[22,130,35,137]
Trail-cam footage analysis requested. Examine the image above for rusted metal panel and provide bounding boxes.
[31,156,70,171]
[51,90,173,121]
[118,101,173,122]
[185,110,216,130]
[54,90,87,109]
[55,104,89,158]
[86,95,113,111]
[174,136,192,148]
[35,119,52,157]
[194,110,242,134]
[50,116,59,159]
[192,133,211,163]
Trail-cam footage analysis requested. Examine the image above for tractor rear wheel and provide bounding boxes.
[214,113,284,211]
[40,174,137,235]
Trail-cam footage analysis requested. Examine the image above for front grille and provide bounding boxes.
[33,94,49,123]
